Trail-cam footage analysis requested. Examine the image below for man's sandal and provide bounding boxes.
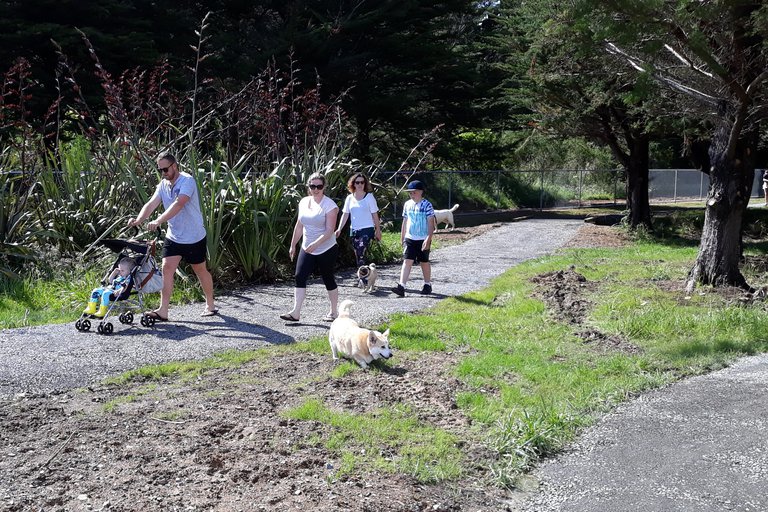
[144,311,168,322]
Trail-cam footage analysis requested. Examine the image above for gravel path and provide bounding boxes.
[525,354,768,512]
[0,218,582,399]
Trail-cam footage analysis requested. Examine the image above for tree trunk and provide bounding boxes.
[625,133,652,230]
[686,124,756,291]
[353,117,372,159]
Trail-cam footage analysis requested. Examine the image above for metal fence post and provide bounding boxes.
[393,173,398,220]
[674,169,678,203]
[539,168,544,210]
[496,169,501,210]
[448,170,452,209]
[578,169,583,207]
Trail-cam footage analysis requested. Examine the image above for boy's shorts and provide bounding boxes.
[162,236,207,264]
[403,238,430,263]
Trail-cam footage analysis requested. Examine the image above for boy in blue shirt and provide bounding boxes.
[392,180,436,297]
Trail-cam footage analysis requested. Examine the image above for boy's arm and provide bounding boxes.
[423,215,436,250]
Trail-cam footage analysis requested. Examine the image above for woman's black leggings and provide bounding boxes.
[295,245,339,290]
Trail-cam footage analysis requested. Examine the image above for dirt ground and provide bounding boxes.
[0,221,624,512]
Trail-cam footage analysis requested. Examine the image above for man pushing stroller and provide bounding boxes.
[128,152,218,321]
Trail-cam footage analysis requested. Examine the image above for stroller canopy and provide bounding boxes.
[100,239,151,254]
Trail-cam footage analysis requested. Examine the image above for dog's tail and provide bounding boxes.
[449,204,459,212]
[338,299,354,318]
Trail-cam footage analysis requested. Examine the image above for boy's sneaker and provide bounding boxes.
[391,284,405,297]
[421,284,432,295]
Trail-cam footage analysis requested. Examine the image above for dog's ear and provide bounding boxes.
[367,331,377,345]
[382,328,390,339]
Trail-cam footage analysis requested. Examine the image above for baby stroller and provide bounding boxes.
[74,237,164,334]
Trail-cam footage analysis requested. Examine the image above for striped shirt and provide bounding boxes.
[402,198,435,240]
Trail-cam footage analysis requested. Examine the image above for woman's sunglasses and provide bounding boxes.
[308,184,324,190]
[354,180,365,185]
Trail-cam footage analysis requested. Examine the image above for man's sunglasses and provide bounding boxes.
[158,165,172,173]
[308,184,324,190]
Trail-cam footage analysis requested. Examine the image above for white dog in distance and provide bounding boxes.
[433,204,459,230]
[328,300,392,368]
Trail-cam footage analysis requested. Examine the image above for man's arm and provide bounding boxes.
[147,194,190,231]
[128,195,162,228]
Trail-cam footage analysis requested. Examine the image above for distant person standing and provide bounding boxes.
[391,180,436,297]
[127,153,217,321]
[335,172,382,274]
[281,173,340,322]
[762,169,768,206]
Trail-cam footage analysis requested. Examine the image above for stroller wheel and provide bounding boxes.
[103,322,114,335]
[81,319,91,332]
[97,323,104,334]
[75,319,82,331]
[120,312,134,325]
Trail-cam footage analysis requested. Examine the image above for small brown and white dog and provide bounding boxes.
[329,300,392,368]
[433,204,459,230]
[356,263,377,292]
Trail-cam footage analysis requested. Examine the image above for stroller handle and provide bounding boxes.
[131,226,163,240]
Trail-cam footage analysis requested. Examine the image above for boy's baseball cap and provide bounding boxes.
[406,180,425,191]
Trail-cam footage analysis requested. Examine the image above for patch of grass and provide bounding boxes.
[102,384,157,413]
[283,398,462,483]
[0,268,101,328]
[330,361,358,378]
[227,374,264,386]
[155,409,187,421]
[103,349,269,386]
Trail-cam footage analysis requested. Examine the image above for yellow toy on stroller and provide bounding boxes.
[75,237,163,334]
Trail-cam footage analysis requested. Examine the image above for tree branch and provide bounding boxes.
[662,44,715,79]
[666,22,748,104]
[605,42,720,107]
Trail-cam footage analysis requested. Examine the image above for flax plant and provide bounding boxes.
[184,151,235,275]
[227,158,301,279]
[0,158,35,279]
[35,137,138,255]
